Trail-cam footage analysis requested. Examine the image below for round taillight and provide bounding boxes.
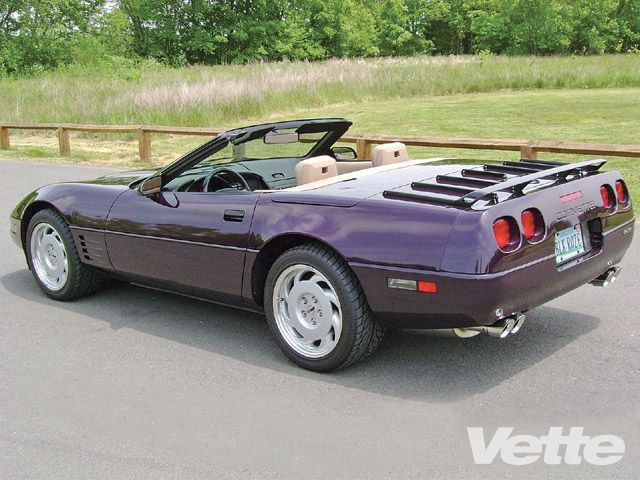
[600,185,615,211]
[615,180,629,206]
[493,217,520,251]
[521,208,545,242]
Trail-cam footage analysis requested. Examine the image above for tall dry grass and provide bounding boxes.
[1,54,639,127]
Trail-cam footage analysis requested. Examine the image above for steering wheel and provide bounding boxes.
[203,168,251,193]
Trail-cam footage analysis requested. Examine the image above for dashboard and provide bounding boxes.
[162,157,301,193]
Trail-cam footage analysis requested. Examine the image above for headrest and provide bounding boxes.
[371,142,409,167]
[294,155,338,185]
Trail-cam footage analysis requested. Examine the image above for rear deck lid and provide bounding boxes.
[269,161,461,207]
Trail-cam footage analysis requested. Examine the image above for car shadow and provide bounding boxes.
[2,269,600,402]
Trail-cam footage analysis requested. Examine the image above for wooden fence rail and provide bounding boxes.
[0,124,224,162]
[2,122,640,162]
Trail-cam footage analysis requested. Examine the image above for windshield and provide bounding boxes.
[202,130,328,166]
[157,118,351,193]
[161,126,336,192]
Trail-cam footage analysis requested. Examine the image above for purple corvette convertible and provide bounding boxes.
[10,118,635,371]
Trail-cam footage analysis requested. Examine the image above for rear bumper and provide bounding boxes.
[9,217,21,249]
[351,218,634,329]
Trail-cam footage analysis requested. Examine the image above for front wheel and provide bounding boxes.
[264,244,385,372]
[26,209,102,301]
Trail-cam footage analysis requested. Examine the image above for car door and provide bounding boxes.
[105,188,259,304]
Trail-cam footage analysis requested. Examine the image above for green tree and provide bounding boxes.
[375,0,417,56]
[4,0,640,76]
[502,0,571,54]
[613,0,640,51]
[274,9,326,60]
[1,0,106,74]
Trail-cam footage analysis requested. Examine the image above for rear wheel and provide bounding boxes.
[265,244,385,372]
[26,209,101,300]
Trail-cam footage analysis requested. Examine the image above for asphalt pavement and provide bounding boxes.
[1,159,638,479]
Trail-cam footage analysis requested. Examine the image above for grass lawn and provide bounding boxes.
[2,86,638,202]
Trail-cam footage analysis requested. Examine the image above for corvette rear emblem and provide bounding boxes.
[556,201,596,220]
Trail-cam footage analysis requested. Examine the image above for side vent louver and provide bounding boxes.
[72,230,110,268]
[78,234,92,261]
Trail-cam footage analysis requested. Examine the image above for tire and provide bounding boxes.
[26,209,101,301]
[264,244,385,372]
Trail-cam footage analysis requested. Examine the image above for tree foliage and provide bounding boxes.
[2,0,640,75]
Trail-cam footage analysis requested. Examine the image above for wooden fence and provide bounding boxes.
[2,122,640,162]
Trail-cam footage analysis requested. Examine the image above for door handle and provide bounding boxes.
[223,209,245,222]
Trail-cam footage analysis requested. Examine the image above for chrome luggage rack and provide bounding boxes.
[382,158,607,208]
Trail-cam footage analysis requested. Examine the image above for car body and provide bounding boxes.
[10,118,635,371]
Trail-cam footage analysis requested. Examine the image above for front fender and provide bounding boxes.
[11,188,39,220]
[11,183,130,259]
[12,183,129,227]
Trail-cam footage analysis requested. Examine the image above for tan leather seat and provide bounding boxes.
[371,142,409,167]
[295,155,338,185]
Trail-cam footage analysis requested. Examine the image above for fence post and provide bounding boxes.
[520,144,538,159]
[0,126,9,149]
[138,128,151,161]
[356,137,372,160]
[57,126,71,155]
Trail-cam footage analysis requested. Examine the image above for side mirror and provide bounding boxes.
[331,146,358,161]
[138,175,162,196]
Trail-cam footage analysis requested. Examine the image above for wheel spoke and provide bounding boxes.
[42,233,57,246]
[282,281,291,303]
[323,288,339,306]
[318,331,334,350]
[308,273,324,285]
[278,300,293,322]
[297,335,315,345]
[293,269,305,284]
[331,311,341,333]
[54,235,65,249]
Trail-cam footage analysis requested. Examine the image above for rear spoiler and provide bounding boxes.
[382,158,607,208]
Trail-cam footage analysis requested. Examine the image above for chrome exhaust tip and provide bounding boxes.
[492,317,516,339]
[590,267,621,287]
[511,314,526,335]
[445,313,525,339]
[464,316,517,339]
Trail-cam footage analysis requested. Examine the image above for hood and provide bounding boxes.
[87,169,159,187]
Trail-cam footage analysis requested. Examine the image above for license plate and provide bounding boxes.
[555,224,587,264]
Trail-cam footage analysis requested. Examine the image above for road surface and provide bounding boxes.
[1,160,638,479]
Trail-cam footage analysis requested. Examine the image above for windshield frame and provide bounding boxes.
[152,118,352,188]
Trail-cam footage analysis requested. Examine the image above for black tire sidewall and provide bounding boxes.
[264,247,363,372]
